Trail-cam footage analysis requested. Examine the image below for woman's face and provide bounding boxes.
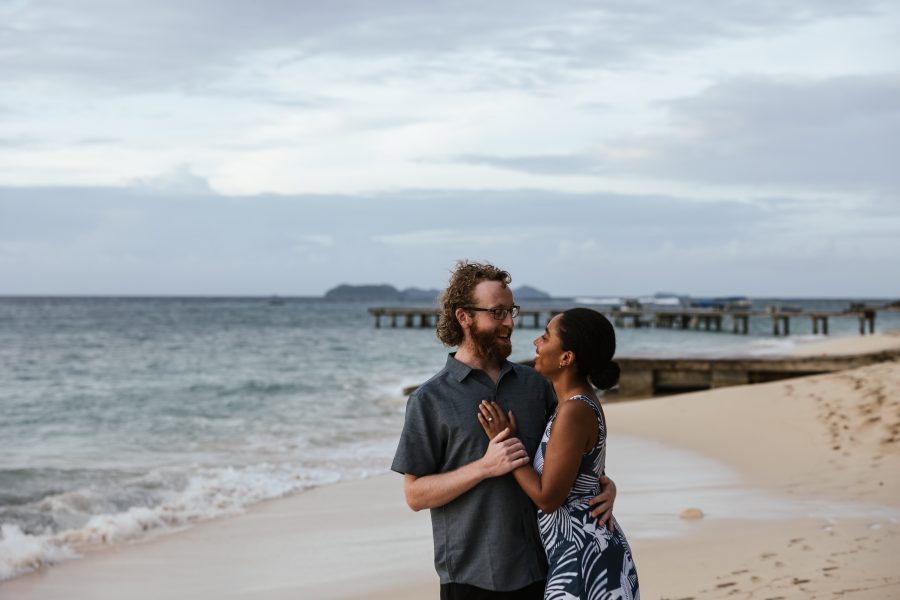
[533,315,566,377]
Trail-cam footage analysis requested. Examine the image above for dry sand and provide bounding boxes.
[2,332,899,599]
[613,357,900,599]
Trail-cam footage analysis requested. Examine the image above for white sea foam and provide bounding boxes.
[0,524,78,581]
[0,436,399,582]
[742,334,835,356]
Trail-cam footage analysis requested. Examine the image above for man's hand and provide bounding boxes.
[588,475,617,531]
[480,427,529,477]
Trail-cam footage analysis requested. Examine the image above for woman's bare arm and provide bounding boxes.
[479,400,595,513]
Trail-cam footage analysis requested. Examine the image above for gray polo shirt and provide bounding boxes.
[391,353,556,591]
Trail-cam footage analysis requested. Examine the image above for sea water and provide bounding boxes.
[1,296,897,580]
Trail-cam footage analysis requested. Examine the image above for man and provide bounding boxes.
[392,261,616,600]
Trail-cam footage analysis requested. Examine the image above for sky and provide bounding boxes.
[1,0,898,297]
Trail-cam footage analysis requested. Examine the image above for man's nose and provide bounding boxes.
[502,311,515,328]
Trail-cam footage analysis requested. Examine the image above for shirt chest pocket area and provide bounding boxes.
[509,411,546,457]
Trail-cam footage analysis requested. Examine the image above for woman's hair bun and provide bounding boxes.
[590,360,620,390]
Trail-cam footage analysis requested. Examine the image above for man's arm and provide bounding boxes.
[403,428,528,511]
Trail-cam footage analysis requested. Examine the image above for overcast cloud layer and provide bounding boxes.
[1,0,898,295]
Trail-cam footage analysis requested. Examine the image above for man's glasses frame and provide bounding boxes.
[462,305,521,320]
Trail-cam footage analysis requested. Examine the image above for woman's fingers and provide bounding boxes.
[490,402,507,427]
[479,401,501,431]
[478,401,495,423]
[481,400,499,421]
[478,401,505,437]
[477,413,492,437]
[482,401,510,430]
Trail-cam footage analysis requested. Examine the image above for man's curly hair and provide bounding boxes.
[436,260,512,347]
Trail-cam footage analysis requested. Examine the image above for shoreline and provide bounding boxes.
[2,331,899,598]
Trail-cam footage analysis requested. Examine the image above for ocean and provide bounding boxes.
[1,296,898,580]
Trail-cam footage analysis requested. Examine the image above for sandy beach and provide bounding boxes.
[2,331,899,600]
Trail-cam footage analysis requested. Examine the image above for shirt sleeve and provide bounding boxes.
[391,390,445,477]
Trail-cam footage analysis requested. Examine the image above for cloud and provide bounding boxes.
[1,2,897,296]
[372,226,560,250]
[2,185,897,296]
[451,154,605,176]
[1,0,884,94]
[599,75,900,192]
[131,165,215,195]
[295,234,334,247]
[450,75,900,193]
[0,135,41,148]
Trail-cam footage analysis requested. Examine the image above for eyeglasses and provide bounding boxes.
[463,305,520,320]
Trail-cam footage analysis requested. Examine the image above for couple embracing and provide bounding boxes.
[392,261,639,600]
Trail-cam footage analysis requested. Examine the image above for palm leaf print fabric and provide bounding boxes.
[534,395,640,600]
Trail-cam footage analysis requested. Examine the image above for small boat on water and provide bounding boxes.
[574,297,624,306]
[766,304,802,314]
[689,296,752,310]
[576,292,686,310]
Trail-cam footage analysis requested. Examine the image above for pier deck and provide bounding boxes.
[368,306,881,336]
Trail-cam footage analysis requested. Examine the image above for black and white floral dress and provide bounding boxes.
[534,395,640,600]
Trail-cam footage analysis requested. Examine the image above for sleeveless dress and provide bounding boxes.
[534,395,640,600]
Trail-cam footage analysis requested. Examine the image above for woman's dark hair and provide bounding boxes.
[557,307,620,390]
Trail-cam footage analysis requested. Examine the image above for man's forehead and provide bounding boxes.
[473,280,514,305]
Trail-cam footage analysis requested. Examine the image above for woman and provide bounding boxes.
[478,308,639,600]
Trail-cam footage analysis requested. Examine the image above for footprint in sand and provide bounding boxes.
[715,582,737,589]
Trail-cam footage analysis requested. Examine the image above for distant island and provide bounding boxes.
[514,285,552,300]
[324,283,551,302]
[323,284,441,302]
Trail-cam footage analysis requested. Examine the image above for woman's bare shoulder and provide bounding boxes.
[556,395,599,420]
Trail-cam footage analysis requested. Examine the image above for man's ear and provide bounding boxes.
[455,307,471,328]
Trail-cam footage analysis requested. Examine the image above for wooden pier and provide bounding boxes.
[368,306,880,336]
[614,348,900,397]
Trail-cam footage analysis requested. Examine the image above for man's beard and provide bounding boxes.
[471,320,512,364]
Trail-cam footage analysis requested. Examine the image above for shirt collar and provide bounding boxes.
[446,352,517,383]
